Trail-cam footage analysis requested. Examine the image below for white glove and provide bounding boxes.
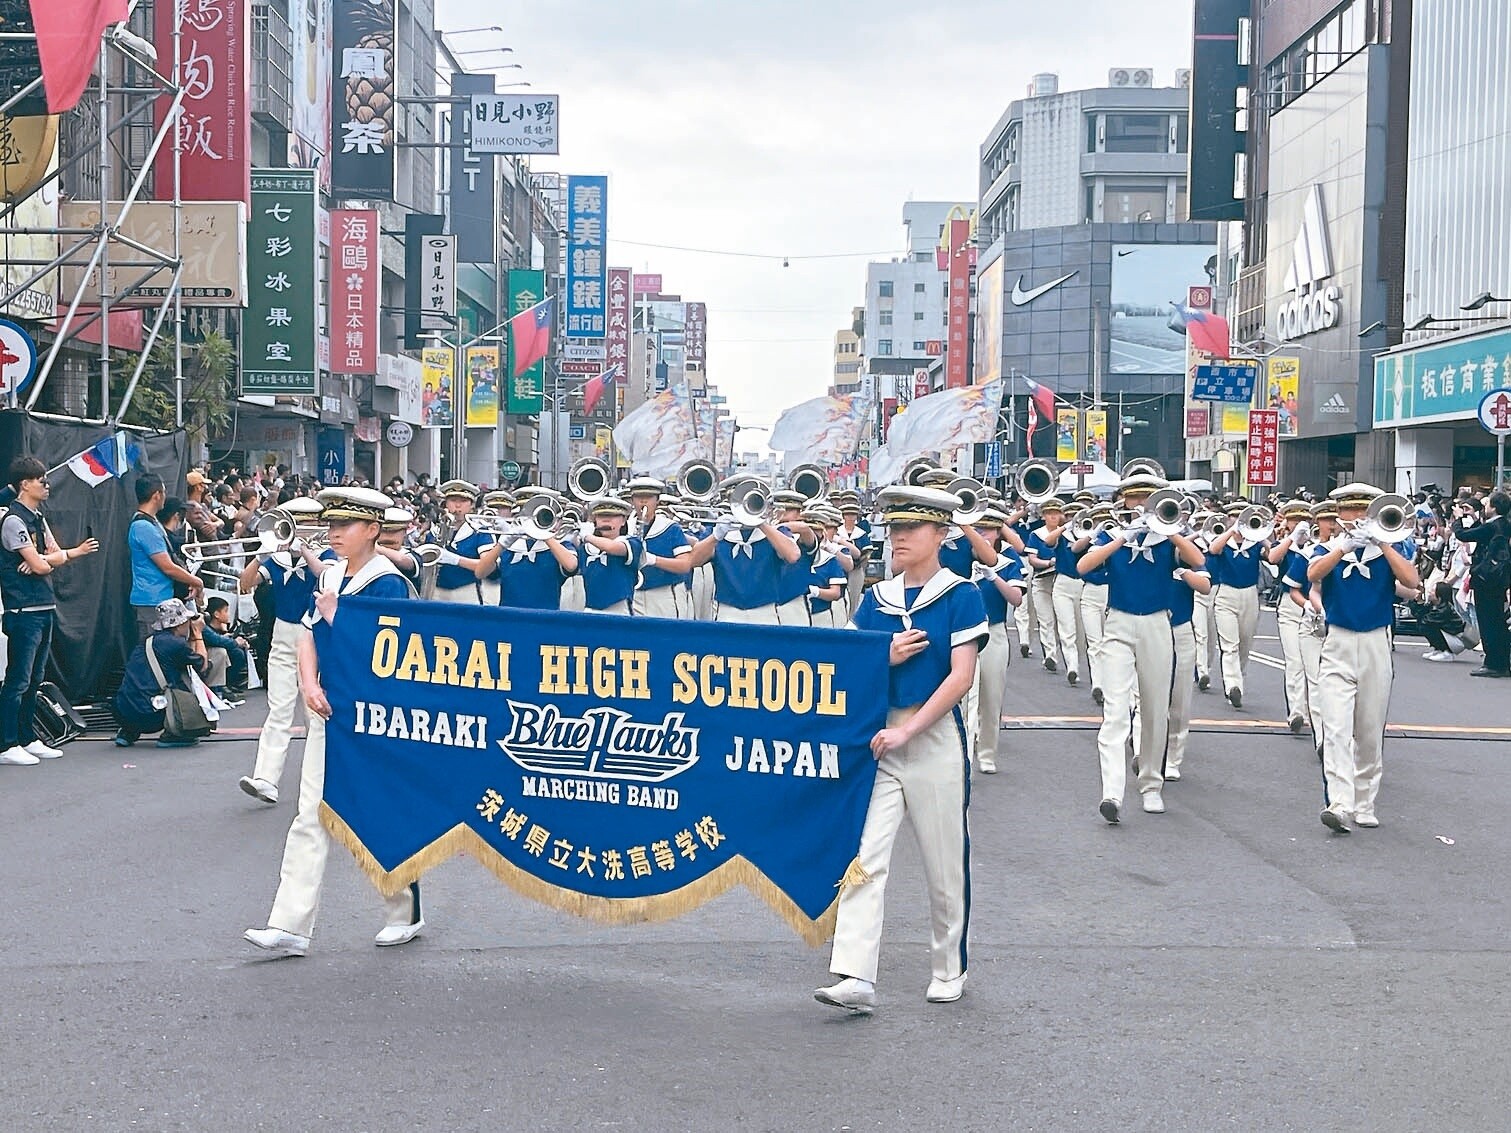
[1292,522,1312,544]
[807,584,823,599]
[1125,513,1150,532]
[1346,534,1369,553]
[579,521,597,541]
[1172,567,1187,581]
[712,520,735,541]
[437,548,462,567]
[626,516,640,539]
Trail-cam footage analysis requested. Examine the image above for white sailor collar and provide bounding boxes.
[871,567,969,618]
[316,553,410,605]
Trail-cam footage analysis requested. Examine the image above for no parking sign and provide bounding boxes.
[0,317,39,400]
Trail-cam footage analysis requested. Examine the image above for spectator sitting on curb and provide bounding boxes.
[112,599,209,748]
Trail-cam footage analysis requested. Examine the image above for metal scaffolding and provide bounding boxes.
[0,0,186,426]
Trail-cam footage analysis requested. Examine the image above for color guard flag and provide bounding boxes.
[64,431,138,486]
[510,296,555,378]
[582,362,622,415]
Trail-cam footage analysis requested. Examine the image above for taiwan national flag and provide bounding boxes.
[1021,377,1058,454]
[582,362,623,416]
[1167,304,1232,357]
[65,431,139,487]
[510,296,555,378]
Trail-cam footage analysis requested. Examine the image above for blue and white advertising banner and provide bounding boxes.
[318,599,889,944]
[1375,328,1511,428]
[565,174,608,339]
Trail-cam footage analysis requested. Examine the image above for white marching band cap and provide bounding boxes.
[588,494,633,517]
[438,479,479,500]
[316,486,393,522]
[382,505,414,529]
[877,485,962,524]
[279,496,325,518]
[1329,482,1383,507]
[1117,473,1169,496]
[625,476,667,495]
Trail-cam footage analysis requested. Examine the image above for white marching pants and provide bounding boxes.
[251,619,303,788]
[1166,621,1197,773]
[1193,589,1215,681]
[1013,577,1038,655]
[266,712,419,939]
[975,622,1011,766]
[1051,574,1085,677]
[829,706,970,984]
[810,605,847,630]
[1030,575,1058,660]
[1097,610,1173,803]
[560,574,587,613]
[1214,585,1259,695]
[1079,582,1108,690]
[1299,619,1325,745]
[634,584,686,620]
[1318,625,1392,818]
[776,595,812,627]
[1276,600,1310,724]
[692,566,714,621]
[480,580,501,607]
[432,583,482,604]
[583,600,632,616]
[714,602,781,626]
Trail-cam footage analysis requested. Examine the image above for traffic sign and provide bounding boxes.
[1067,461,1094,475]
[984,440,1002,478]
[500,459,523,483]
[385,420,414,448]
[1191,359,1260,404]
[0,317,39,399]
[1478,390,1511,435]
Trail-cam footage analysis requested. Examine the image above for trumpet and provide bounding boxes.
[1142,488,1191,537]
[787,463,828,503]
[567,457,611,502]
[1071,511,1116,540]
[520,496,565,541]
[678,459,719,504]
[1236,505,1275,545]
[1015,458,1060,505]
[728,477,771,527]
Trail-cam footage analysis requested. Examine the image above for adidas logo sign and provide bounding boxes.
[1319,394,1350,414]
[1274,185,1343,342]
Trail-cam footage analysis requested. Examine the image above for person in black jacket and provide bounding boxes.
[1456,491,1511,677]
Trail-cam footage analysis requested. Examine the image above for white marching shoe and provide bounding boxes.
[926,974,967,1003]
[1142,791,1165,814]
[814,977,876,1014]
[238,776,279,804]
[243,927,310,957]
[375,919,425,947]
[25,740,63,759]
[977,755,997,774]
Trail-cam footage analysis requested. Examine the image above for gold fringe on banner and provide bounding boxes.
[836,856,871,891]
[320,804,841,947]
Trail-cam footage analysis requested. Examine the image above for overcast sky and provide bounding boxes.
[439,0,1193,440]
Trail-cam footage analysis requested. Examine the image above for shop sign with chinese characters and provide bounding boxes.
[565,175,608,338]
[468,94,560,154]
[1247,408,1280,487]
[154,0,251,205]
[602,267,631,417]
[243,170,318,395]
[684,301,707,369]
[330,0,397,198]
[945,217,971,389]
[329,209,379,374]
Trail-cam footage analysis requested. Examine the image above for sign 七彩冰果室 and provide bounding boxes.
[243,170,318,395]
[315,597,889,944]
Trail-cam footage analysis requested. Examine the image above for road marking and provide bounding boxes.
[1001,715,1511,739]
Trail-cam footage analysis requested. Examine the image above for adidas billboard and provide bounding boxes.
[1274,185,1343,343]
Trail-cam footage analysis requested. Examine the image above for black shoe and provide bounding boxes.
[1067,671,1079,687]
[1043,657,1057,674]
[1226,687,1242,709]
[1288,716,1306,734]
[1092,687,1104,706]
[1020,644,1030,659]
[1471,668,1511,678]
[1099,798,1120,824]
[1197,674,1210,692]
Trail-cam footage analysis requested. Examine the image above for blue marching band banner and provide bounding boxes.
[319,598,890,944]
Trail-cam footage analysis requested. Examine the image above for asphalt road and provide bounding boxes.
[3,609,1509,1132]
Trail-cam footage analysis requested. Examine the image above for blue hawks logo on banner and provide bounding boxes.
[318,599,890,944]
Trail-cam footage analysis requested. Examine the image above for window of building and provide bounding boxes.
[877,340,893,356]
[912,340,926,352]
[1103,113,1168,154]
[1262,0,1376,115]
[1085,183,1097,223]
[878,310,893,326]
[913,310,925,321]
[914,282,927,294]
[1104,182,1168,224]
[1173,113,1188,154]
[878,280,893,298]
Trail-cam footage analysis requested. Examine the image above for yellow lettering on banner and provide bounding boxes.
[788,662,814,714]
[699,655,724,706]
[727,656,758,708]
[816,663,846,716]
[372,624,399,676]
[570,646,590,695]
[396,633,431,682]
[620,650,651,700]
[760,659,787,712]
[670,652,698,704]
[539,645,570,695]
[430,637,460,685]
[592,647,617,698]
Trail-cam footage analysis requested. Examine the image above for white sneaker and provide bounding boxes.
[1142,791,1165,814]
[926,974,967,1003]
[1320,807,1351,834]
[1421,649,1441,659]
[243,927,310,957]
[1164,767,1182,782]
[1423,651,1451,662]
[0,745,40,766]
[1353,812,1379,828]
[814,976,876,1014]
[239,776,279,804]
[24,740,63,759]
[977,755,997,774]
[375,918,425,947]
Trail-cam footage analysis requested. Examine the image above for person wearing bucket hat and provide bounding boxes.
[245,487,426,957]
[816,486,987,1015]
[1307,483,1419,834]
[111,599,209,748]
[577,496,643,616]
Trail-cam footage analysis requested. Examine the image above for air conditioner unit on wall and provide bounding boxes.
[1132,69,1154,87]
[1109,69,1131,86]
[1176,68,1192,88]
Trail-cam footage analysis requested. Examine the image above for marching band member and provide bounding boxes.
[1294,501,1339,757]
[816,485,987,1014]
[244,487,424,957]
[1307,484,1418,833]
[375,506,425,587]
[1192,515,1220,692]
[1023,499,1066,673]
[477,489,516,606]
[806,505,852,629]
[1163,552,1212,782]
[969,508,1025,774]
[688,490,802,626]
[1268,501,1316,734]
[1050,503,1088,687]
[771,490,818,627]
[837,496,872,615]
[1208,502,1267,708]
[429,480,491,604]
[1077,474,1204,822]
[628,477,693,619]
[494,488,579,611]
[1073,503,1114,705]
[578,496,642,616]
[235,497,330,805]
[1008,501,1041,660]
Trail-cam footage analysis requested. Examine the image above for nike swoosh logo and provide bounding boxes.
[1010,271,1078,306]
[1117,250,1137,257]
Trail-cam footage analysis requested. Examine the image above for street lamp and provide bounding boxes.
[1462,292,1511,311]
[442,25,505,36]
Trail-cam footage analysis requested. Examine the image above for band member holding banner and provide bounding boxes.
[236,497,330,806]
[689,489,802,626]
[1077,474,1204,822]
[817,486,987,1014]
[1268,501,1316,734]
[1208,504,1268,709]
[970,508,1026,774]
[1307,484,1417,833]
[430,480,492,604]
[628,478,694,619]
[1023,499,1066,672]
[578,496,642,616]
[244,487,424,957]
